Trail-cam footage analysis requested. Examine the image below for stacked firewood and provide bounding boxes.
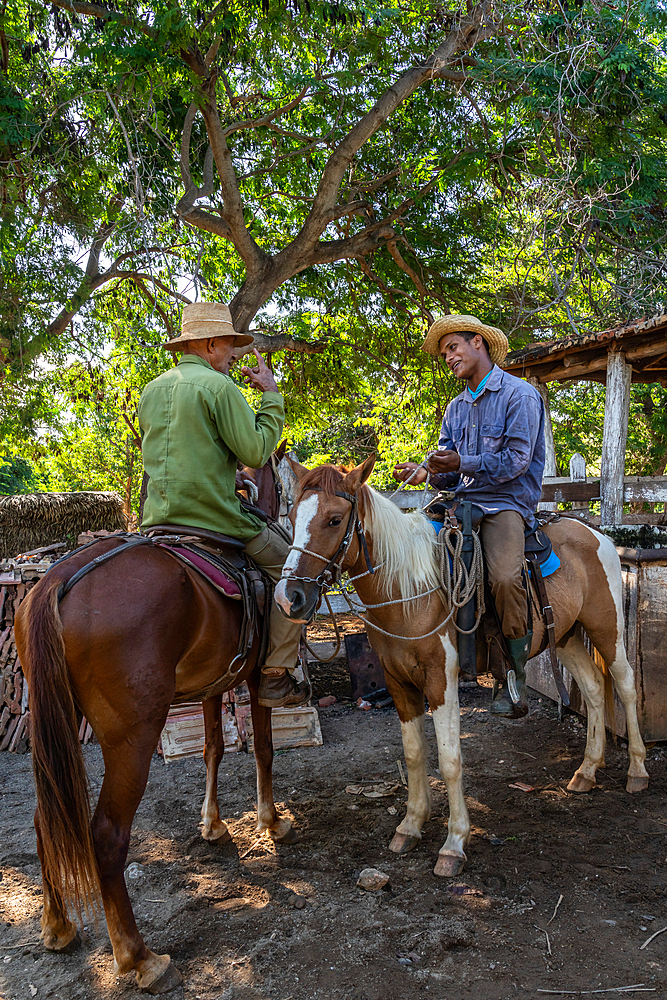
[0,579,32,753]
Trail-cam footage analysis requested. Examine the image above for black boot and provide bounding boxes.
[489,632,532,719]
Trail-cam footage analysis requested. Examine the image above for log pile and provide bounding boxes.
[0,579,33,753]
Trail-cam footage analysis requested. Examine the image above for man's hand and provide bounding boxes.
[426,449,460,475]
[240,349,279,393]
[392,462,428,485]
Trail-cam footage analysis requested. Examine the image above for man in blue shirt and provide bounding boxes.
[393,315,545,718]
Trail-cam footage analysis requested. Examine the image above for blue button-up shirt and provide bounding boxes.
[431,365,545,521]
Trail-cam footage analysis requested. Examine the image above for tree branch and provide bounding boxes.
[293,4,497,250]
[235,332,326,357]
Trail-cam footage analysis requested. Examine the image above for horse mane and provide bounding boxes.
[297,464,440,603]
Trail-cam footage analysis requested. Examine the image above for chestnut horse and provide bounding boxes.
[275,456,649,878]
[14,449,295,994]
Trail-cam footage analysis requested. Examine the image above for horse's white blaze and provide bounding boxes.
[283,492,319,574]
[434,634,469,858]
[397,715,430,838]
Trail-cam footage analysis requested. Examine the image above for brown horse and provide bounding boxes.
[14,449,295,994]
[275,456,649,878]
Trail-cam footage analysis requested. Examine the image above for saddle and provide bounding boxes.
[424,494,568,703]
[49,525,272,686]
[424,496,559,577]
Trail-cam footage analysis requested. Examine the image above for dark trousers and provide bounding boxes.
[480,510,528,640]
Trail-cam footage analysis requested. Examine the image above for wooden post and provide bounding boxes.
[569,453,588,511]
[600,350,632,525]
[530,378,557,512]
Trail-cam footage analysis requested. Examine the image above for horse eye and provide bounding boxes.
[328,517,342,527]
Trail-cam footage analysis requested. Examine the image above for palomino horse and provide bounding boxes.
[275,456,649,878]
[14,448,295,994]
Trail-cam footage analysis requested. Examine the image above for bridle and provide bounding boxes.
[283,487,374,593]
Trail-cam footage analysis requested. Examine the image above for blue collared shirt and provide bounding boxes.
[431,365,545,521]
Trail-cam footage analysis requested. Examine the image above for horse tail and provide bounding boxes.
[18,577,100,919]
[592,643,617,742]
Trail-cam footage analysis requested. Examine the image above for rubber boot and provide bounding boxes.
[489,632,532,719]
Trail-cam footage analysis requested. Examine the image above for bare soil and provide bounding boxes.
[1,626,666,1000]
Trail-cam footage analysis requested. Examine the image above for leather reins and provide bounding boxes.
[284,487,374,592]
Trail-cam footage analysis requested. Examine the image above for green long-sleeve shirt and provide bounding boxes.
[138,354,284,539]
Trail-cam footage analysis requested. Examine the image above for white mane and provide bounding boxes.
[362,487,440,603]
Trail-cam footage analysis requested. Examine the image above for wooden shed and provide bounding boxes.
[504,315,667,738]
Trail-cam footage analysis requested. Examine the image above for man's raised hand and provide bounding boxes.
[392,462,428,485]
[240,349,279,393]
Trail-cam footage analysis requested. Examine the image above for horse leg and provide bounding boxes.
[200,695,232,842]
[605,649,649,793]
[431,635,470,877]
[92,740,183,994]
[556,631,607,793]
[247,672,297,844]
[388,683,431,856]
[35,810,80,953]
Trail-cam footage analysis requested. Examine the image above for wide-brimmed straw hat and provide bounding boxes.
[163,302,254,351]
[421,315,509,367]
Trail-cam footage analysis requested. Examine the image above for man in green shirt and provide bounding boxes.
[138,302,308,708]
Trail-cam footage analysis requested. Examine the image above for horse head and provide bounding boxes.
[274,454,375,623]
[237,440,289,521]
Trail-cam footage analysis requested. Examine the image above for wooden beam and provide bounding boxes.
[508,336,667,384]
[600,351,632,525]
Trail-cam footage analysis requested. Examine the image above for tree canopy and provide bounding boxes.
[2,0,667,501]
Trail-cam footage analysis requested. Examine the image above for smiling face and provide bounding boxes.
[439,331,492,386]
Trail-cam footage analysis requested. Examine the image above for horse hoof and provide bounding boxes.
[201,822,232,843]
[433,852,466,878]
[271,824,299,845]
[140,960,183,994]
[567,774,596,794]
[626,775,649,794]
[389,832,420,855]
[42,928,81,954]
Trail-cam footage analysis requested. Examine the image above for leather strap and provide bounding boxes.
[526,553,570,706]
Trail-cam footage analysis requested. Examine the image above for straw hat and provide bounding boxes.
[163,303,254,351]
[421,315,509,367]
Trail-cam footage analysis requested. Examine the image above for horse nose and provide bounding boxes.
[286,581,307,617]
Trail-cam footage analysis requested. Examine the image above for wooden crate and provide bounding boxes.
[246,706,323,753]
[525,547,667,741]
[160,702,242,763]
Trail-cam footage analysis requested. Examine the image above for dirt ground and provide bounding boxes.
[1,622,666,1000]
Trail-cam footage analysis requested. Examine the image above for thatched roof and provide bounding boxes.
[0,491,127,559]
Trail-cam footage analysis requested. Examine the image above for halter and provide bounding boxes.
[284,487,374,591]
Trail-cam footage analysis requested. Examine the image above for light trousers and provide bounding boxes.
[479,510,528,640]
[244,524,302,673]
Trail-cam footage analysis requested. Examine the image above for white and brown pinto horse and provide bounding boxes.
[275,457,649,877]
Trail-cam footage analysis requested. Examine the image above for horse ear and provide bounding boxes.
[275,440,288,463]
[286,455,310,480]
[340,454,376,493]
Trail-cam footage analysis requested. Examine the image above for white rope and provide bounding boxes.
[335,522,485,643]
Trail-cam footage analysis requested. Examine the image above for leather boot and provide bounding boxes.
[489,632,532,719]
[258,670,310,709]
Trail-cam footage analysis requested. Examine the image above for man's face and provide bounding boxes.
[207,336,237,375]
[439,332,484,380]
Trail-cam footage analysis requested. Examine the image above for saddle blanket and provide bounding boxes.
[159,544,242,597]
[426,520,561,579]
